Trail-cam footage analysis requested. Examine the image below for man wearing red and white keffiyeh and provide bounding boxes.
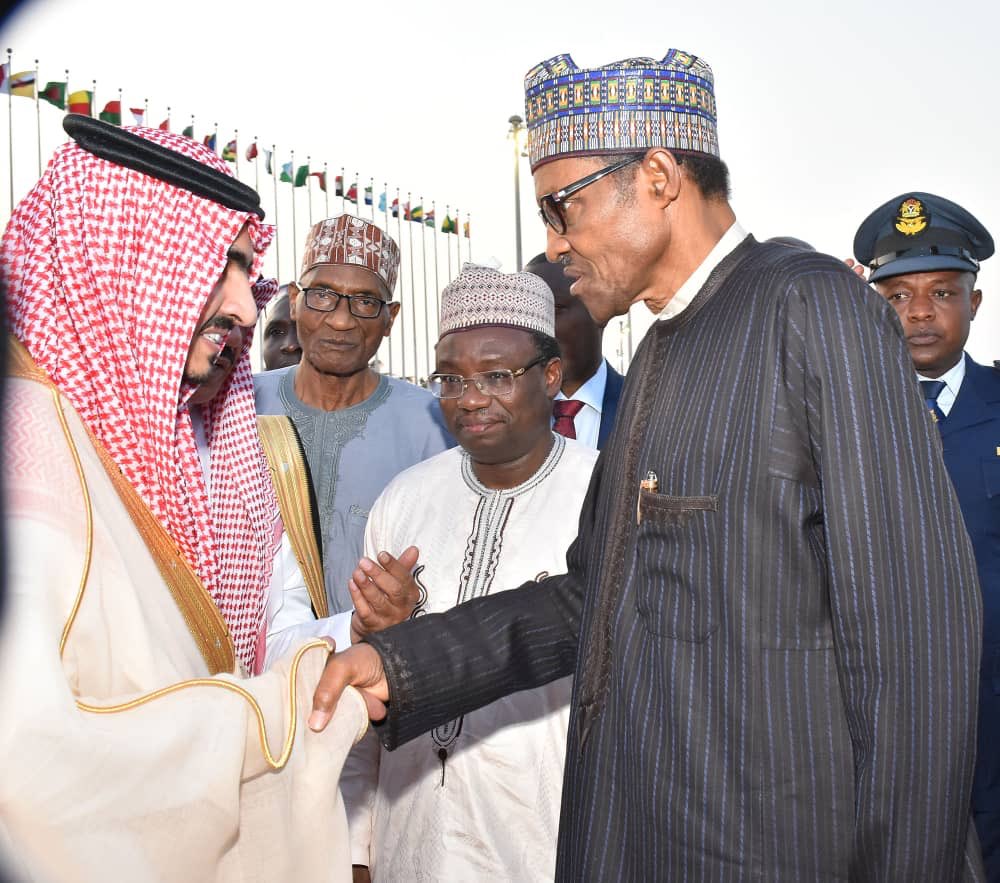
[2,126,278,674]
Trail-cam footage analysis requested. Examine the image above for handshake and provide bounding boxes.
[306,546,422,732]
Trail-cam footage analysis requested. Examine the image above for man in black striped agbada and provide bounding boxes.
[311,50,984,881]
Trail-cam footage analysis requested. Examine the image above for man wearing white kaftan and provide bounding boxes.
[342,265,598,882]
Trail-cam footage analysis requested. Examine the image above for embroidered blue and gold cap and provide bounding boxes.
[523,50,719,171]
[853,192,993,283]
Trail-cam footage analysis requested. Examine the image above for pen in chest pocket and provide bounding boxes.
[637,470,659,524]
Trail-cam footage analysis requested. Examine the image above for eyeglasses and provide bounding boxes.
[538,154,643,234]
[298,285,388,319]
[427,356,547,399]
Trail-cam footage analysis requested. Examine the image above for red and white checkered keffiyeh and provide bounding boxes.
[2,126,280,674]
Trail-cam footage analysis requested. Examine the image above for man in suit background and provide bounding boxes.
[525,252,623,448]
[855,192,1000,880]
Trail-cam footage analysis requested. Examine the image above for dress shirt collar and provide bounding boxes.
[917,353,965,395]
[555,357,607,414]
[658,220,748,320]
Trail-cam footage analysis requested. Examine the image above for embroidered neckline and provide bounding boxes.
[459,432,566,498]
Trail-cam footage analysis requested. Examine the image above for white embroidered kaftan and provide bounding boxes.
[342,434,598,881]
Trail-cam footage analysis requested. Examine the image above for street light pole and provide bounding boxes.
[508,114,525,270]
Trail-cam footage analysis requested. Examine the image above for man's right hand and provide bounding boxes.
[308,642,389,732]
[348,546,421,643]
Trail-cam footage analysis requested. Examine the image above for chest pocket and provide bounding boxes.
[635,490,719,641]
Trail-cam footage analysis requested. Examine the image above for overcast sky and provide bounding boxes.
[1,0,996,370]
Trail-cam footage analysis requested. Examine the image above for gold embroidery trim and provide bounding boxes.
[77,640,349,770]
[257,415,328,619]
[7,336,235,675]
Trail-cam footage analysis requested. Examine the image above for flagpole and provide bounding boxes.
[234,128,240,179]
[306,155,313,225]
[455,207,461,268]
[369,176,375,222]
[34,59,41,174]
[407,191,417,384]
[419,194,430,382]
[7,49,14,212]
[253,136,259,194]
[144,97,148,126]
[91,79,96,119]
[272,143,280,281]
[445,204,452,281]
[340,166,345,213]
[396,188,406,380]
[383,180,392,377]
[166,105,171,132]
[290,149,298,277]
[213,121,218,153]
[323,162,329,218]
[431,200,440,344]
[467,213,473,262]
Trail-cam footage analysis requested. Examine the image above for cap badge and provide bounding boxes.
[895,198,929,236]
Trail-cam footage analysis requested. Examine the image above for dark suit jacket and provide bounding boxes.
[939,357,1000,816]
[368,239,983,880]
[596,361,624,450]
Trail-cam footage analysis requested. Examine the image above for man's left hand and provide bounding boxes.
[348,546,421,642]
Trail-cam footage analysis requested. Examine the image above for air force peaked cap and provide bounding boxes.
[853,192,993,283]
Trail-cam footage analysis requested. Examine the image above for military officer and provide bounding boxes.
[855,191,1000,880]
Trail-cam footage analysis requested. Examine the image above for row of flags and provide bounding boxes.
[1,59,472,238]
[269,161,467,233]
[0,65,98,115]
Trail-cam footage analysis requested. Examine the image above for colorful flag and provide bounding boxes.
[159,118,170,131]
[403,202,411,221]
[279,162,294,183]
[346,182,358,204]
[391,198,400,218]
[67,90,93,115]
[410,205,424,222]
[463,220,471,238]
[334,175,344,197]
[40,81,66,109]
[424,209,435,228]
[263,149,273,175]
[294,164,310,187]
[311,170,327,192]
[129,107,145,126]
[1,69,36,97]
[364,186,373,206]
[203,133,217,152]
[99,101,122,125]
[222,139,238,162]
[245,141,258,161]
[182,124,194,138]
[441,214,456,234]
[378,192,387,213]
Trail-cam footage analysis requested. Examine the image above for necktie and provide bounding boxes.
[553,399,585,439]
[920,379,947,424]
